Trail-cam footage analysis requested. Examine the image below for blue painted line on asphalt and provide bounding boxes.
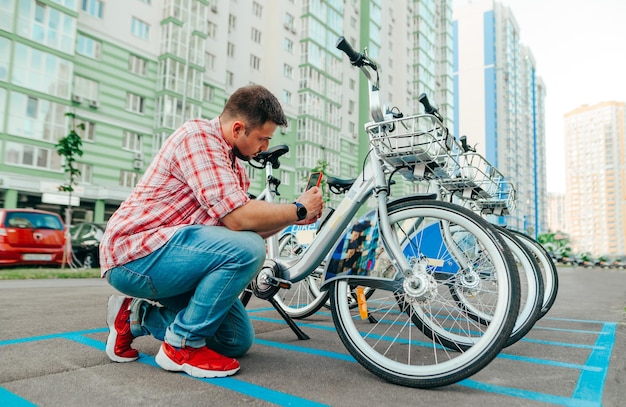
[65,333,330,407]
[0,387,37,407]
[497,353,603,372]
[0,315,614,406]
[532,326,607,335]
[254,338,355,362]
[520,337,605,350]
[543,316,607,325]
[250,315,606,374]
[572,322,616,404]
[0,328,106,347]
[460,379,601,407]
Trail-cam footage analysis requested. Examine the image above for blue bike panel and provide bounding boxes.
[401,223,460,274]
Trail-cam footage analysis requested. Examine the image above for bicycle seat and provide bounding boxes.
[327,177,355,194]
[250,145,290,169]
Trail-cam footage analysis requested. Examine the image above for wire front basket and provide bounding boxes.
[439,151,516,215]
[365,114,456,181]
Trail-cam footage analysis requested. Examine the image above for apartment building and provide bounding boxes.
[0,0,454,223]
[563,101,626,256]
[453,0,547,237]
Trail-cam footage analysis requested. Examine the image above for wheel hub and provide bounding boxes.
[250,260,282,299]
[402,259,438,303]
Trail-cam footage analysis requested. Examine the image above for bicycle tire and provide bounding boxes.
[450,226,543,348]
[508,229,559,318]
[272,234,329,319]
[329,199,520,388]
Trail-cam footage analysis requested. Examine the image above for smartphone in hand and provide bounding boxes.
[306,171,323,190]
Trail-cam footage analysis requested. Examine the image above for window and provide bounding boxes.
[0,37,8,81]
[74,75,99,101]
[227,42,234,57]
[122,130,142,152]
[81,0,103,18]
[283,64,292,79]
[131,17,149,40]
[12,43,72,97]
[77,119,96,141]
[226,71,233,86]
[251,28,261,43]
[76,162,93,183]
[76,34,101,59]
[5,142,61,171]
[203,84,214,102]
[284,38,293,53]
[207,21,216,38]
[8,93,67,142]
[26,97,38,118]
[252,1,262,17]
[126,93,145,113]
[282,90,291,105]
[228,14,236,32]
[16,0,76,53]
[120,170,141,188]
[250,54,260,70]
[284,13,294,31]
[128,54,147,76]
[0,0,13,31]
[205,52,215,70]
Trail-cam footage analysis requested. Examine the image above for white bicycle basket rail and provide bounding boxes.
[439,151,516,215]
[365,114,456,181]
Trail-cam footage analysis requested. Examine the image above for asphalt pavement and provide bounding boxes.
[0,266,624,406]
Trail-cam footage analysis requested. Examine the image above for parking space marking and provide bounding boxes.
[0,314,615,407]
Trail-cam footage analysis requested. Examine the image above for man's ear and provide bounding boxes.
[232,121,245,138]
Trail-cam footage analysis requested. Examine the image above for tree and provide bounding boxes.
[55,112,84,268]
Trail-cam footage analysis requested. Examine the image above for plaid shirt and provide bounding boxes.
[99,118,250,274]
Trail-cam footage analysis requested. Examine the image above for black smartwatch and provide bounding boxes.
[294,201,307,221]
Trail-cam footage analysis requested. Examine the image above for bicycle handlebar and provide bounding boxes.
[336,36,365,67]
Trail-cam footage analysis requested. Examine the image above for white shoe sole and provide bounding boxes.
[155,345,240,378]
[106,295,138,363]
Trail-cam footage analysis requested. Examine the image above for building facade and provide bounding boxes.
[0,0,455,223]
[452,0,547,237]
[563,101,626,257]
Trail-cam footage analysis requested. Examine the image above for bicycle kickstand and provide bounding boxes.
[267,296,310,340]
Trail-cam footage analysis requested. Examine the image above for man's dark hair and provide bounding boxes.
[222,85,288,132]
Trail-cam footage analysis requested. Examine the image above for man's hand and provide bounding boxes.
[295,186,324,224]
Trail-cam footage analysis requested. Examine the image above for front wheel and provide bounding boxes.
[329,199,520,388]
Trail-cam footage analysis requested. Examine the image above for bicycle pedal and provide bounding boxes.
[266,276,292,289]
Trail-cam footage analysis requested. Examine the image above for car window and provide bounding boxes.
[5,212,63,230]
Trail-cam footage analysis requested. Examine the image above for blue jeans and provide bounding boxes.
[105,225,265,357]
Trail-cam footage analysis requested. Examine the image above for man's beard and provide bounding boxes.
[233,146,251,162]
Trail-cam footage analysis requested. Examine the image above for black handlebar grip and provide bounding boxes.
[418,93,437,115]
[336,36,362,64]
[460,135,470,152]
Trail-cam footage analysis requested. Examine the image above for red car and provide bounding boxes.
[0,209,67,267]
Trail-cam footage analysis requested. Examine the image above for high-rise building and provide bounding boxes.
[0,0,454,222]
[563,101,626,256]
[453,0,547,237]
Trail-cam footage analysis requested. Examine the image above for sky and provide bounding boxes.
[453,0,626,193]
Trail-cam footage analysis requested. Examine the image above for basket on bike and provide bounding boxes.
[438,152,501,200]
[473,179,516,215]
[439,149,517,215]
[365,114,456,181]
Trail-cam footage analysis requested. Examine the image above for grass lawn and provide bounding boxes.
[0,266,101,280]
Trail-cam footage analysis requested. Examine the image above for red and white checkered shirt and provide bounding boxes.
[99,118,250,274]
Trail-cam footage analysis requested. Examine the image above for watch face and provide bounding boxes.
[296,202,307,220]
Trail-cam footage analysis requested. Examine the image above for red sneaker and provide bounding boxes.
[155,342,240,378]
[106,295,139,362]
